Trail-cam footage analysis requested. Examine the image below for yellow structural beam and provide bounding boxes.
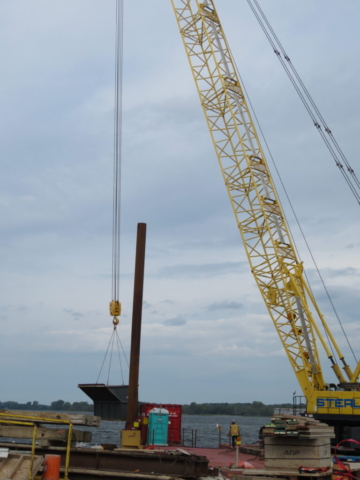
[170,0,355,403]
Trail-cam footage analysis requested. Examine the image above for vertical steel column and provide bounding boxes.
[127,223,147,425]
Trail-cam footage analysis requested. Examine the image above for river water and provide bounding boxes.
[84,415,269,448]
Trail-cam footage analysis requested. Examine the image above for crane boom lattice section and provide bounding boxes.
[171,0,338,395]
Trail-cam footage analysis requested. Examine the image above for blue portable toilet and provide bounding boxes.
[148,408,169,446]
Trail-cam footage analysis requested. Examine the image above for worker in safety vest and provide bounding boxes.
[229,420,241,447]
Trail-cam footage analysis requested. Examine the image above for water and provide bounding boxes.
[82,415,269,448]
[182,415,269,448]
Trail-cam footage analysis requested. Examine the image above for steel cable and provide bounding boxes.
[96,1,127,385]
[247,0,360,205]
[96,328,116,384]
[252,0,360,191]
[242,1,358,362]
[116,329,129,367]
[107,328,116,385]
[112,0,124,302]
[115,330,125,384]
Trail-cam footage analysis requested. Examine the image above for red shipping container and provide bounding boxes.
[140,403,182,444]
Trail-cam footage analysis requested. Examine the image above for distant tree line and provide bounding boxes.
[0,400,293,416]
[0,400,93,412]
[182,401,293,417]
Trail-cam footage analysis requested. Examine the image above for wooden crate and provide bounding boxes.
[0,453,43,480]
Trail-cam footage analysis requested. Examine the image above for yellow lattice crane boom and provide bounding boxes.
[171,0,360,439]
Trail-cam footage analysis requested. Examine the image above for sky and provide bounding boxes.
[0,1,360,407]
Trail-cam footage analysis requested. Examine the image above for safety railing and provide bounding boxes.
[0,412,73,480]
[181,428,197,447]
[293,395,307,416]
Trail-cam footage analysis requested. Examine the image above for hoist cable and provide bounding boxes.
[235,7,358,363]
[247,0,360,205]
[115,330,125,384]
[96,1,127,386]
[112,0,124,302]
[107,328,116,385]
[96,326,129,384]
[115,334,124,385]
[252,0,360,191]
[116,329,129,368]
[96,329,116,384]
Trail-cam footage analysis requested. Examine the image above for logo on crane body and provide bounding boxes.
[317,398,360,408]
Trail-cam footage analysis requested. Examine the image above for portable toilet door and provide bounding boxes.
[148,408,169,446]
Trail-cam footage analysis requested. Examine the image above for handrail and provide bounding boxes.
[0,413,74,480]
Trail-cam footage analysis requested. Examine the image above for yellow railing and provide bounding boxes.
[0,413,73,480]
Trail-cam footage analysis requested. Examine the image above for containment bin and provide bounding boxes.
[148,408,169,446]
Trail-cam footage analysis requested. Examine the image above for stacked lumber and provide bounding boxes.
[262,414,335,439]
[0,411,101,427]
[0,411,98,446]
[261,415,334,472]
[0,425,91,444]
[0,453,43,480]
[264,437,332,470]
[232,414,335,478]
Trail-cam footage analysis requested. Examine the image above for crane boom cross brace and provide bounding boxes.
[170,0,360,439]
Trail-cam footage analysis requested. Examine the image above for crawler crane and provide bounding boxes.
[171,0,360,442]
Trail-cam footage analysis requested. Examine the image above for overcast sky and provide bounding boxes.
[0,1,359,407]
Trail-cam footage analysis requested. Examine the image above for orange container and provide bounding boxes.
[42,454,61,480]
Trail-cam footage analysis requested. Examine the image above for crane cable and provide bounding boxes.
[96,0,129,385]
[247,0,360,205]
[236,2,358,363]
[96,327,129,385]
[252,0,360,192]
[112,0,124,309]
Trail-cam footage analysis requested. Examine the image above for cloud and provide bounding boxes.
[0,316,7,320]
[321,267,360,278]
[161,299,174,305]
[63,309,84,320]
[207,301,243,312]
[155,262,245,279]
[345,244,358,250]
[163,316,187,327]
[17,306,29,312]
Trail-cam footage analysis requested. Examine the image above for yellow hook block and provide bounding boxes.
[109,300,121,317]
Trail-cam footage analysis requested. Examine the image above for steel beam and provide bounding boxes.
[0,443,209,478]
[127,223,147,425]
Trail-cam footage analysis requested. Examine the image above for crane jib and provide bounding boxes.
[170,0,358,407]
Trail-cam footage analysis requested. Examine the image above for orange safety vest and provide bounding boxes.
[230,424,240,436]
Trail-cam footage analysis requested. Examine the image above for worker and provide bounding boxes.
[229,420,240,447]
